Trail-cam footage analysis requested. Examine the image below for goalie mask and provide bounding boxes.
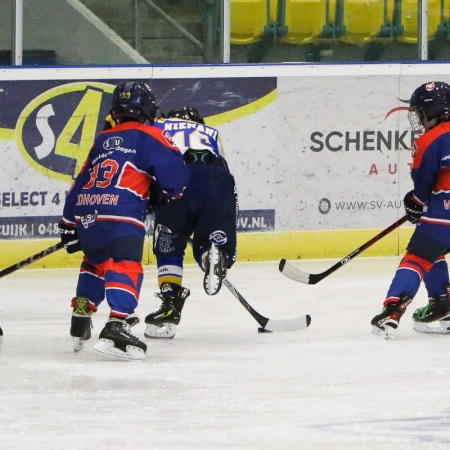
[110,81,157,124]
[408,81,450,133]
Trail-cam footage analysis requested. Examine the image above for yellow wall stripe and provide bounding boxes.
[0,227,413,272]
[0,128,16,141]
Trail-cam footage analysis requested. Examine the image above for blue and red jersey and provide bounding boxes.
[411,121,450,227]
[62,121,189,243]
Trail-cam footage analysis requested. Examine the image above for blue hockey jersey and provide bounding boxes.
[411,121,450,227]
[62,121,189,245]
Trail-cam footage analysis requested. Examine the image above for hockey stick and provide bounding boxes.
[187,239,311,331]
[279,215,408,285]
[222,277,311,332]
[0,241,64,279]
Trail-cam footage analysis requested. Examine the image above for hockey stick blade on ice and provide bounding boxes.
[0,241,64,279]
[223,278,311,332]
[279,215,408,285]
[188,238,311,331]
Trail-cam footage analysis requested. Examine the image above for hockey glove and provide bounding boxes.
[58,220,82,254]
[403,190,423,224]
[147,182,170,214]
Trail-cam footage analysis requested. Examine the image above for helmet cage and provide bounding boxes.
[408,107,426,135]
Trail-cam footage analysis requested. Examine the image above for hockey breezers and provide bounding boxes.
[279,215,408,285]
[0,242,64,278]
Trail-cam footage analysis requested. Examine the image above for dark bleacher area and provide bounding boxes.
[0,50,57,67]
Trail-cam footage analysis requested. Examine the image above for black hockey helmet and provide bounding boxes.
[408,81,450,132]
[166,106,205,124]
[110,81,157,124]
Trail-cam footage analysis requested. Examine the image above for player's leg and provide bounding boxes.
[193,168,238,295]
[413,256,450,333]
[70,256,104,352]
[92,236,147,360]
[145,198,192,339]
[371,230,447,338]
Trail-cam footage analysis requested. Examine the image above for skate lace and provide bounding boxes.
[122,323,138,338]
[416,298,437,319]
[109,318,138,338]
[155,292,167,301]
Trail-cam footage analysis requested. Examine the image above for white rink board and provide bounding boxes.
[1,63,450,234]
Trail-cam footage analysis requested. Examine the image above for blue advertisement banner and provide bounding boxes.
[0,209,275,240]
[0,76,277,240]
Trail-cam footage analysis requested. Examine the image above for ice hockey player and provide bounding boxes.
[144,106,238,339]
[59,81,190,360]
[371,81,450,338]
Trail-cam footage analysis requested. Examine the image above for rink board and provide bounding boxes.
[0,226,414,270]
[0,62,447,263]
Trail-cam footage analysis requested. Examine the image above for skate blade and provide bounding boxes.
[144,323,176,339]
[73,337,87,352]
[93,339,145,361]
[203,244,222,296]
[371,325,396,340]
[413,320,450,334]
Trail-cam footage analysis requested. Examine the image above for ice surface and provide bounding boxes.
[0,257,449,450]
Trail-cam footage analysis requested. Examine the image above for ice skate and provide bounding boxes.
[93,317,146,361]
[371,294,413,339]
[203,244,226,295]
[412,294,450,334]
[144,282,190,339]
[70,296,94,352]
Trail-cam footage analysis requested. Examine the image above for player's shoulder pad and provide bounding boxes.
[135,122,181,151]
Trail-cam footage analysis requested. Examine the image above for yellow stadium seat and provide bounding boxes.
[231,0,270,45]
[270,0,279,23]
[279,0,329,45]
[339,0,395,45]
[397,0,441,43]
